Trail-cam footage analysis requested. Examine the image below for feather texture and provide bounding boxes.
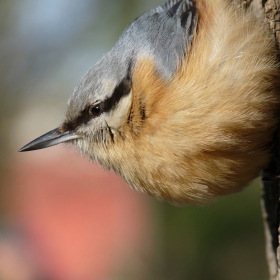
[82,0,280,204]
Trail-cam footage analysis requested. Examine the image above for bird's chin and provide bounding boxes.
[70,137,96,159]
[68,137,86,151]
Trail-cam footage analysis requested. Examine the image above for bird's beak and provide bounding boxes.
[19,127,79,152]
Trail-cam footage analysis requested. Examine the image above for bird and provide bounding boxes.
[19,0,280,205]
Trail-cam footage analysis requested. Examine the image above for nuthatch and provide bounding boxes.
[19,0,280,204]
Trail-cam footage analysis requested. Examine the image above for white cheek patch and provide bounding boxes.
[106,91,132,130]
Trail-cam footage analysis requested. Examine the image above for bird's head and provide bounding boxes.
[19,50,134,162]
[19,0,197,159]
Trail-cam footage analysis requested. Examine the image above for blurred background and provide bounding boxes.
[0,0,269,279]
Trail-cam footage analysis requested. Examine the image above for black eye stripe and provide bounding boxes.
[103,78,131,112]
[61,106,92,132]
[62,77,132,132]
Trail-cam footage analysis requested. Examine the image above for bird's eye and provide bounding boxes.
[89,104,103,117]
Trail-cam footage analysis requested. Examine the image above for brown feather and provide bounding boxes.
[90,0,280,204]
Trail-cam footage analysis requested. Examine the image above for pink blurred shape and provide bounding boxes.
[8,146,153,280]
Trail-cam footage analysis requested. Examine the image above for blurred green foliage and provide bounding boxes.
[153,179,267,280]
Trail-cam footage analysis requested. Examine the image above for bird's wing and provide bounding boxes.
[150,0,195,17]
[112,0,198,79]
[140,0,198,79]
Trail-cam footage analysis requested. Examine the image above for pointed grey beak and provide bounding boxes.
[19,127,79,152]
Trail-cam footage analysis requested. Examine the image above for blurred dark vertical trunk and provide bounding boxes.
[260,0,280,279]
